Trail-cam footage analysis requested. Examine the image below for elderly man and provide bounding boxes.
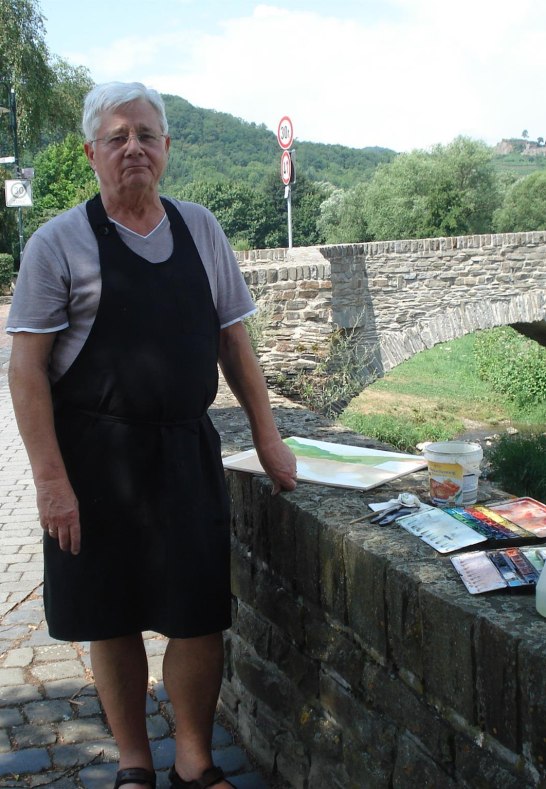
[7,82,296,789]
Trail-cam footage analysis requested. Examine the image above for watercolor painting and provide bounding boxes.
[223,436,427,491]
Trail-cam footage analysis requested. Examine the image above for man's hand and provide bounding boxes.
[256,438,297,495]
[36,478,81,555]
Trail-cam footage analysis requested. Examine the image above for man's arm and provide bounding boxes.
[8,332,80,554]
[218,321,297,494]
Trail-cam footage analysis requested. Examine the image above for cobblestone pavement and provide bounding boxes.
[0,302,269,788]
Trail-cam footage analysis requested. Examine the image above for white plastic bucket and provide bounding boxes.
[423,441,483,506]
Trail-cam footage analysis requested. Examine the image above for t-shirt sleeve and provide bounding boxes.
[211,219,256,328]
[172,199,256,329]
[6,232,70,333]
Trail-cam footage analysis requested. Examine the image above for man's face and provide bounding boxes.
[84,99,170,200]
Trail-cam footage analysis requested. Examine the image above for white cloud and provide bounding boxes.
[55,2,546,151]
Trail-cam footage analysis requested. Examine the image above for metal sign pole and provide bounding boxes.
[287,185,293,249]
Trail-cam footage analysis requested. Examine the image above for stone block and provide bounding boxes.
[518,626,546,771]
[392,732,457,788]
[0,707,23,727]
[307,756,350,789]
[454,733,533,788]
[11,722,57,748]
[0,746,51,776]
[343,534,388,659]
[304,620,364,690]
[474,613,519,751]
[254,574,305,646]
[24,699,73,724]
[57,717,110,743]
[268,626,319,700]
[232,602,271,659]
[419,584,479,723]
[360,660,454,771]
[232,647,293,718]
[319,671,397,778]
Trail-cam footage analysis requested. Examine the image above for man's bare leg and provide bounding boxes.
[163,632,231,787]
[90,634,154,788]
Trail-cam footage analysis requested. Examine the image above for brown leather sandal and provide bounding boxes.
[168,765,235,788]
[114,767,156,788]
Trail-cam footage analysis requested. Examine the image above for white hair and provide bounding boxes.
[82,82,169,142]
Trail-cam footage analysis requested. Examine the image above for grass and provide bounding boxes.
[339,332,546,452]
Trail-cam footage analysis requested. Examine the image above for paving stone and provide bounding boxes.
[42,677,91,699]
[213,722,234,748]
[52,739,119,767]
[0,683,42,705]
[26,628,59,647]
[56,717,110,744]
[0,707,24,727]
[146,713,171,739]
[0,624,30,640]
[79,762,118,789]
[11,722,58,748]
[73,696,102,718]
[2,647,33,667]
[0,746,51,776]
[150,736,176,769]
[31,659,86,682]
[146,694,159,715]
[214,745,252,775]
[0,666,25,686]
[24,699,73,724]
[29,773,78,788]
[34,644,78,662]
[0,729,10,753]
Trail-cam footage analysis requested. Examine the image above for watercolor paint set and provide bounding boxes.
[451,546,546,594]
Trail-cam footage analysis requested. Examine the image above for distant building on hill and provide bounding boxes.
[495,138,546,156]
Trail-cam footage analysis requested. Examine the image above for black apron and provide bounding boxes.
[44,195,231,641]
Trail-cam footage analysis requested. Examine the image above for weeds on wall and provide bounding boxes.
[280,324,373,418]
[244,287,276,356]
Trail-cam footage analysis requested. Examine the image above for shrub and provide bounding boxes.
[488,433,546,500]
[0,253,14,291]
[474,327,546,407]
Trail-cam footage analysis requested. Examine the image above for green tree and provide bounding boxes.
[174,179,272,249]
[26,132,96,235]
[0,0,93,257]
[317,183,370,244]
[363,137,500,240]
[0,0,51,148]
[493,170,546,232]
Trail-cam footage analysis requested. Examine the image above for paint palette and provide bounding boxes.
[396,507,487,553]
[451,546,546,594]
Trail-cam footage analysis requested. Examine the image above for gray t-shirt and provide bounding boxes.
[7,197,255,382]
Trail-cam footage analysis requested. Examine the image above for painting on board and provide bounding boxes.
[223,436,427,492]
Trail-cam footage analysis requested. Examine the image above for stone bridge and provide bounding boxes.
[235,231,546,384]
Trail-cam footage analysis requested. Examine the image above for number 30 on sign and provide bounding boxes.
[277,116,294,150]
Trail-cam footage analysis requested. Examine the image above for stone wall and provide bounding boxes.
[236,231,546,383]
[213,392,546,787]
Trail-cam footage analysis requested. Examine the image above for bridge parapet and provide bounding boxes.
[236,231,546,381]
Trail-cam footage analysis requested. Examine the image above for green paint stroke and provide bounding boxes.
[284,437,420,466]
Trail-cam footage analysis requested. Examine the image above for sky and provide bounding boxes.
[38,0,546,153]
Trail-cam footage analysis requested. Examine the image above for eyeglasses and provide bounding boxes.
[91,133,166,149]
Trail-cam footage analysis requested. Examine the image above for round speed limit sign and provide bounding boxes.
[281,151,292,185]
[277,116,294,150]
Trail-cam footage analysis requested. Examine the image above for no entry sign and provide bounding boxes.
[277,116,294,150]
